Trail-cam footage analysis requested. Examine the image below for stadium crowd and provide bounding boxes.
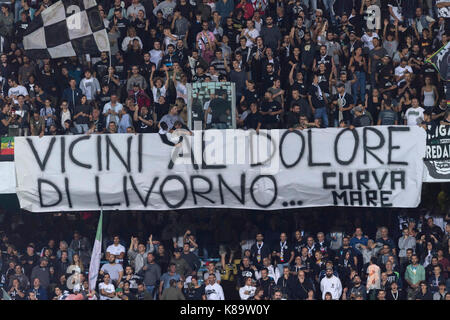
[0,0,449,136]
[0,0,449,301]
[0,207,449,300]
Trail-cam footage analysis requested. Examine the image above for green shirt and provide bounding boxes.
[405,264,425,286]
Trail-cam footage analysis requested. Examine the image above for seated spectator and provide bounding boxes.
[98,273,115,300]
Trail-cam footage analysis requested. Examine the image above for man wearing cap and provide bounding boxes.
[320,267,342,300]
[170,248,192,278]
[332,82,354,126]
[308,73,329,127]
[30,257,50,290]
[352,105,373,127]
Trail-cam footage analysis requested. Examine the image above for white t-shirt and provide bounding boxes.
[361,33,379,50]
[404,106,425,126]
[8,85,28,104]
[98,282,115,300]
[151,86,167,103]
[176,82,187,103]
[239,285,256,300]
[244,28,259,48]
[394,65,413,85]
[388,3,403,21]
[103,102,123,126]
[205,283,225,300]
[106,244,126,256]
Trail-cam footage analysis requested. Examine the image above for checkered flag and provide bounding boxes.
[23,0,110,59]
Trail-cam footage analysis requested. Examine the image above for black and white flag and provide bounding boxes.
[23,0,110,59]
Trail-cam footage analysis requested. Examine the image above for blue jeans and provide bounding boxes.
[322,0,336,25]
[75,123,89,134]
[302,0,317,13]
[14,1,22,22]
[146,285,156,299]
[314,107,329,127]
[352,71,366,104]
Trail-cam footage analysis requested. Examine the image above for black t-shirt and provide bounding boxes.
[243,89,259,106]
[74,104,91,124]
[257,277,275,299]
[291,81,307,98]
[308,84,326,109]
[432,105,447,123]
[352,114,372,127]
[96,91,112,108]
[293,239,305,257]
[136,111,153,133]
[260,100,282,125]
[285,111,300,128]
[272,241,294,264]
[0,112,9,136]
[20,253,39,277]
[250,242,271,267]
[94,60,109,79]
[244,111,263,130]
[210,98,229,123]
[184,284,205,300]
[155,103,169,122]
[237,266,256,287]
[315,54,333,74]
[332,93,354,122]
[90,116,105,133]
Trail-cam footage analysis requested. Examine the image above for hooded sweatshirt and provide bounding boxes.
[320,274,342,300]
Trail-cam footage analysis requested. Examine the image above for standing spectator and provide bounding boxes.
[0,5,14,41]
[30,257,50,290]
[272,232,294,275]
[398,227,417,266]
[159,263,181,297]
[404,97,425,126]
[100,254,124,285]
[205,274,224,300]
[103,94,123,128]
[405,254,426,300]
[250,233,271,270]
[79,70,100,103]
[320,267,342,300]
[138,253,161,299]
[73,95,91,134]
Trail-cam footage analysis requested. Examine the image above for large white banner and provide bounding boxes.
[14,127,427,212]
[423,125,450,182]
